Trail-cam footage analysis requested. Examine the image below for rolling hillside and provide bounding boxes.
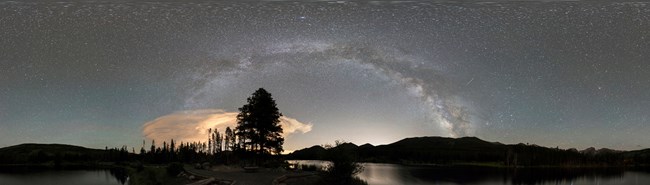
[289,136,650,167]
[0,143,120,164]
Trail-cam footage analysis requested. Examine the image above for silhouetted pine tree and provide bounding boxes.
[236,88,284,155]
[225,127,233,151]
[208,128,213,155]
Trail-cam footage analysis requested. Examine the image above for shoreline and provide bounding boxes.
[288,159,650,169]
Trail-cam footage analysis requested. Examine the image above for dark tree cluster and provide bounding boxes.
[136,88,286,164]
[138,125,245,164]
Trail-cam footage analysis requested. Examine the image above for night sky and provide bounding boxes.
[1,1,649,152]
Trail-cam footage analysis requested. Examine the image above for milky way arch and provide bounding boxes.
[183,41,477,137]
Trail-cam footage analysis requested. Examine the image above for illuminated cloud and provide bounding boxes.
[142,109,312,143]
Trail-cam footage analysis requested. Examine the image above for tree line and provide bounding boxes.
[138,88,284,164]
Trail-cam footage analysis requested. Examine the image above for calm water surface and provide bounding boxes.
[288,160,650,185]
[0,169,128,185]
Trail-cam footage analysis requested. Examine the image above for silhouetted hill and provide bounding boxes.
[0,143,102,153]
[0,143,128,164]
[581,147,621,156]
[359,143,374,149]
[289,145,327,160]
[621,149,650,165]
[290,137,506,163]
[334,142,358,151]
[366,136,508,164]
[288,136,650,167]
[386,136,503,150]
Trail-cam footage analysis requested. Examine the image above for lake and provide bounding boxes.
[0,168,128,185]
[288,160,650,185]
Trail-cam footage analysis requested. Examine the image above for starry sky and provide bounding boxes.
[1,1,649,152]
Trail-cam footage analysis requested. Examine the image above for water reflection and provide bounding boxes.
[108,167,129,185]
[404,166,629,185]
[288,160,650,185]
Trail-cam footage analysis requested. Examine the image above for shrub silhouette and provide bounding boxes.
[324,140,366,185]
